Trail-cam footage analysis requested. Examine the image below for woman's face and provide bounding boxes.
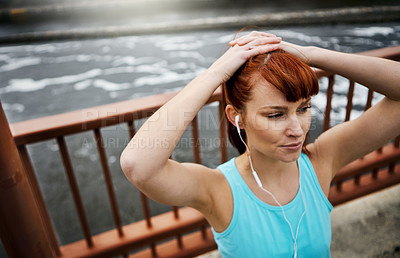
[242,80,312,163]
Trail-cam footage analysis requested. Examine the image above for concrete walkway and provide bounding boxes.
[198,184,400,257]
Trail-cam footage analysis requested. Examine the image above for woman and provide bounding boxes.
[120,31,400,257]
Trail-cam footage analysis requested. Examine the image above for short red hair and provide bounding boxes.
[222,50,319,154]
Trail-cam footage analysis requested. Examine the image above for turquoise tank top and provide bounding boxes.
[212,153,333,258]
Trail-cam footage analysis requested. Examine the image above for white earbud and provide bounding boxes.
[234,114,262,187]
[235,114,249,153]
[235,115,241,134]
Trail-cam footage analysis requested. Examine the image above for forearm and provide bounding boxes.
[307,47,400,101]
[121,32,282,182]
[120,70,219,177]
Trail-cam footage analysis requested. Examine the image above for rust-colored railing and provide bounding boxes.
[3,45,400,258]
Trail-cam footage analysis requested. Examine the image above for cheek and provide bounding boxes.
[249,116,283,142]
[252,115,281,132]
[252,114,311,137]
[301,113,312,132]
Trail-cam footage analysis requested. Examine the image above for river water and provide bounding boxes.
[0,21,399,255]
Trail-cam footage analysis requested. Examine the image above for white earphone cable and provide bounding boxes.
[235,115,307,258]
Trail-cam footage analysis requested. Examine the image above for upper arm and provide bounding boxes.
[309,97,400,182]
[124,158,217,211]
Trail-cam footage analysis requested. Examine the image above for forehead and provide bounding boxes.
[246,80,309,110]
[247,81,288,107]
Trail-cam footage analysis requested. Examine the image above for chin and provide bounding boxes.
[277,150,302,163]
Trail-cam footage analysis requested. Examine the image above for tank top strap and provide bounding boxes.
[298,153,333,211]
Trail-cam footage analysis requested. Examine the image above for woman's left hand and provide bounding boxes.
[229,31,313,64]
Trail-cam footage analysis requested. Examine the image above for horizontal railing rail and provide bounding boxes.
[8,45,400,257]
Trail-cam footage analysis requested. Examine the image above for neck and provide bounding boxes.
[238,149,297,188]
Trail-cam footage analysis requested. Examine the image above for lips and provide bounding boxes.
[280,141,303,151]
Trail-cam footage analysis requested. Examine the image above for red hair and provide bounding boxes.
[222,50,319,154]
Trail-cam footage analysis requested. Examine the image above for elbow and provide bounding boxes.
[120,151,134,183]
[120,150,149,186]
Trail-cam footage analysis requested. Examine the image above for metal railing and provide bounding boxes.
[3,45,400,258]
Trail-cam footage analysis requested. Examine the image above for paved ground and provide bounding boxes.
[198,184,400,258]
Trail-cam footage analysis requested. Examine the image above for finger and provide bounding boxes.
[246,43,281,56]
[229,36,254,46]
[230,36,281,47]
[255,31,277,37]
[229,31,277,46]
[231,35,262,46]
[249,31,276,37]
[230,34,280,47]
[246,36,282,47]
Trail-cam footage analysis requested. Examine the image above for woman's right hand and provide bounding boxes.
[208,31,282,85]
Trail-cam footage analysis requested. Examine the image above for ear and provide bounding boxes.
[225,105,243,129]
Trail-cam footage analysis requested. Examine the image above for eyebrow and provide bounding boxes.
[259,98,312,111]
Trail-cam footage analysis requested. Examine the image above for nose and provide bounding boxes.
[285,116,304,138]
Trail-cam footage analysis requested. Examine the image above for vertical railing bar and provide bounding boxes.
[172,203,182,249]
[201,226,207,240]
[94,128,123,237]
[191,115,202,164]
[336,181,342,192]
[126,121,153,228]
[172,206,179,219]
[323,75,335,132]
[218,100,228,163]
[388,133,398,174]
[394,135,399,148]
[151,243,157,257]
[176,235,183,249]
[140,193,152,228]
[372,168,379,179]
[127,121,136,139]
[56,136,93,247]
[364,89,374,111]
[172,181,181,247]
[18,145,61,256]
[389,129,399,173]
[354,175,360,185]
[388,163,395,174]
[345,81,355,122]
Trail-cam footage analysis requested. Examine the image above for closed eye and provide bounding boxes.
[298,105,311,113]
[267,113,284,119]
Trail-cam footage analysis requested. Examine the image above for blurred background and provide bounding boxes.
[0,0,399,257]
[1,0,400,39]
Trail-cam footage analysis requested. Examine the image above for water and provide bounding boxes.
[0,22,399,256]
